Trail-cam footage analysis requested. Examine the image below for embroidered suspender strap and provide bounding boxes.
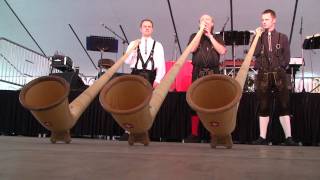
[134,46,144,69]
[260,34,265,55]
[275,33,281,57]
[143,41,156,70]
[134,40,157,70]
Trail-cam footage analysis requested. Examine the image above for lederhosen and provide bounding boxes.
[131,40,157,85]
[256,33,290,116]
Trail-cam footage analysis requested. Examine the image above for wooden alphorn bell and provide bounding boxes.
[19,40,140,143]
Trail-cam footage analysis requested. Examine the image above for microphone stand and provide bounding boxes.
[119,25,129,49]
[172,33,179,61]
[101,23,128,72]
[220,17,229,76]
[220,17,230,42]
[119,25,129,72]
[101,23,128,45]
[69,24,98,70]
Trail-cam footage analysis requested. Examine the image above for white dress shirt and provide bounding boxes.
[125,37,166,84]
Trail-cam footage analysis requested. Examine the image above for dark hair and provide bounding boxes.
[140,19,153,27]
[262,9,276,18]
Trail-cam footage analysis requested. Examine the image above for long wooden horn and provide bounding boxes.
[186,28,263,148]
[99,28,205,146]
[19,41,140,143]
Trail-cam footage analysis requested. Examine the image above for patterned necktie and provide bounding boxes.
[268,32,272,52]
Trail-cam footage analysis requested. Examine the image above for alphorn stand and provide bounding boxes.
[210,134,233,149]
[128,132,150,146]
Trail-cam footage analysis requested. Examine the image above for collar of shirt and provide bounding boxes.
[266,29,278,37]
[140,37,154,58]
[262,29,279,47]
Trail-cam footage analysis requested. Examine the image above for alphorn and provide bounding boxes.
[99,28,205,146]
[186,28,263,148]
[19,41,140,143]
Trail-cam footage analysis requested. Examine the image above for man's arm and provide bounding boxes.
[253,28,264,70]
[189,33,201,53]
[189,21,207,53]
[153,42,166,87]
[281,34,290,69]
[124,40,139,65]
[207,35,227,55]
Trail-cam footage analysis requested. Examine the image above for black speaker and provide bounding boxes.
[50,72,87,90]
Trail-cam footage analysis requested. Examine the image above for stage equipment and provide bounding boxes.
[288,57,303,92]
[87,36,118,75]
[50,72,87,91]
[86,36,118,54]
[99,28,206,146]
[220,59,255,75]
[186,28,262,149]
[167,0,182,54]
[18,41,140,143]
[219,30,253,77]
[49,54,73,72]
[220,59,256,92]
[304,33,320,92]
[98,58,115,69]
[302,33,320,50]
[220,31,251,46]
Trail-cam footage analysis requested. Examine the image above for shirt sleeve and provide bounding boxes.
[124,41,137,66]
[188,33,198,55]
[281,34,290,69]
[253,35,262,70]
[253,35,262,57]
[153,42,166,83]
[188,33,196,45]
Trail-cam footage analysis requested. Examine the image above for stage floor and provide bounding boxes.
[0,136,319,180]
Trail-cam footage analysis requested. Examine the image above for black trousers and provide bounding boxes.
[131,69,156,85]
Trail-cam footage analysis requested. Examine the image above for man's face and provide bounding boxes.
[140,21,153,37]
[200,15,214,31]
[261,13,276,30]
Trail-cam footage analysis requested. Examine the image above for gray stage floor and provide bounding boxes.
[0,136,319,180]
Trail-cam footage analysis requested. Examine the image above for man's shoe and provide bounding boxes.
[284,137,299,146]
[251,137,268,145]
[183,135,201,143]
[119,133,129,141]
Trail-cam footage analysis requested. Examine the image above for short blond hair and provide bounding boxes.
[140,19,154,27]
